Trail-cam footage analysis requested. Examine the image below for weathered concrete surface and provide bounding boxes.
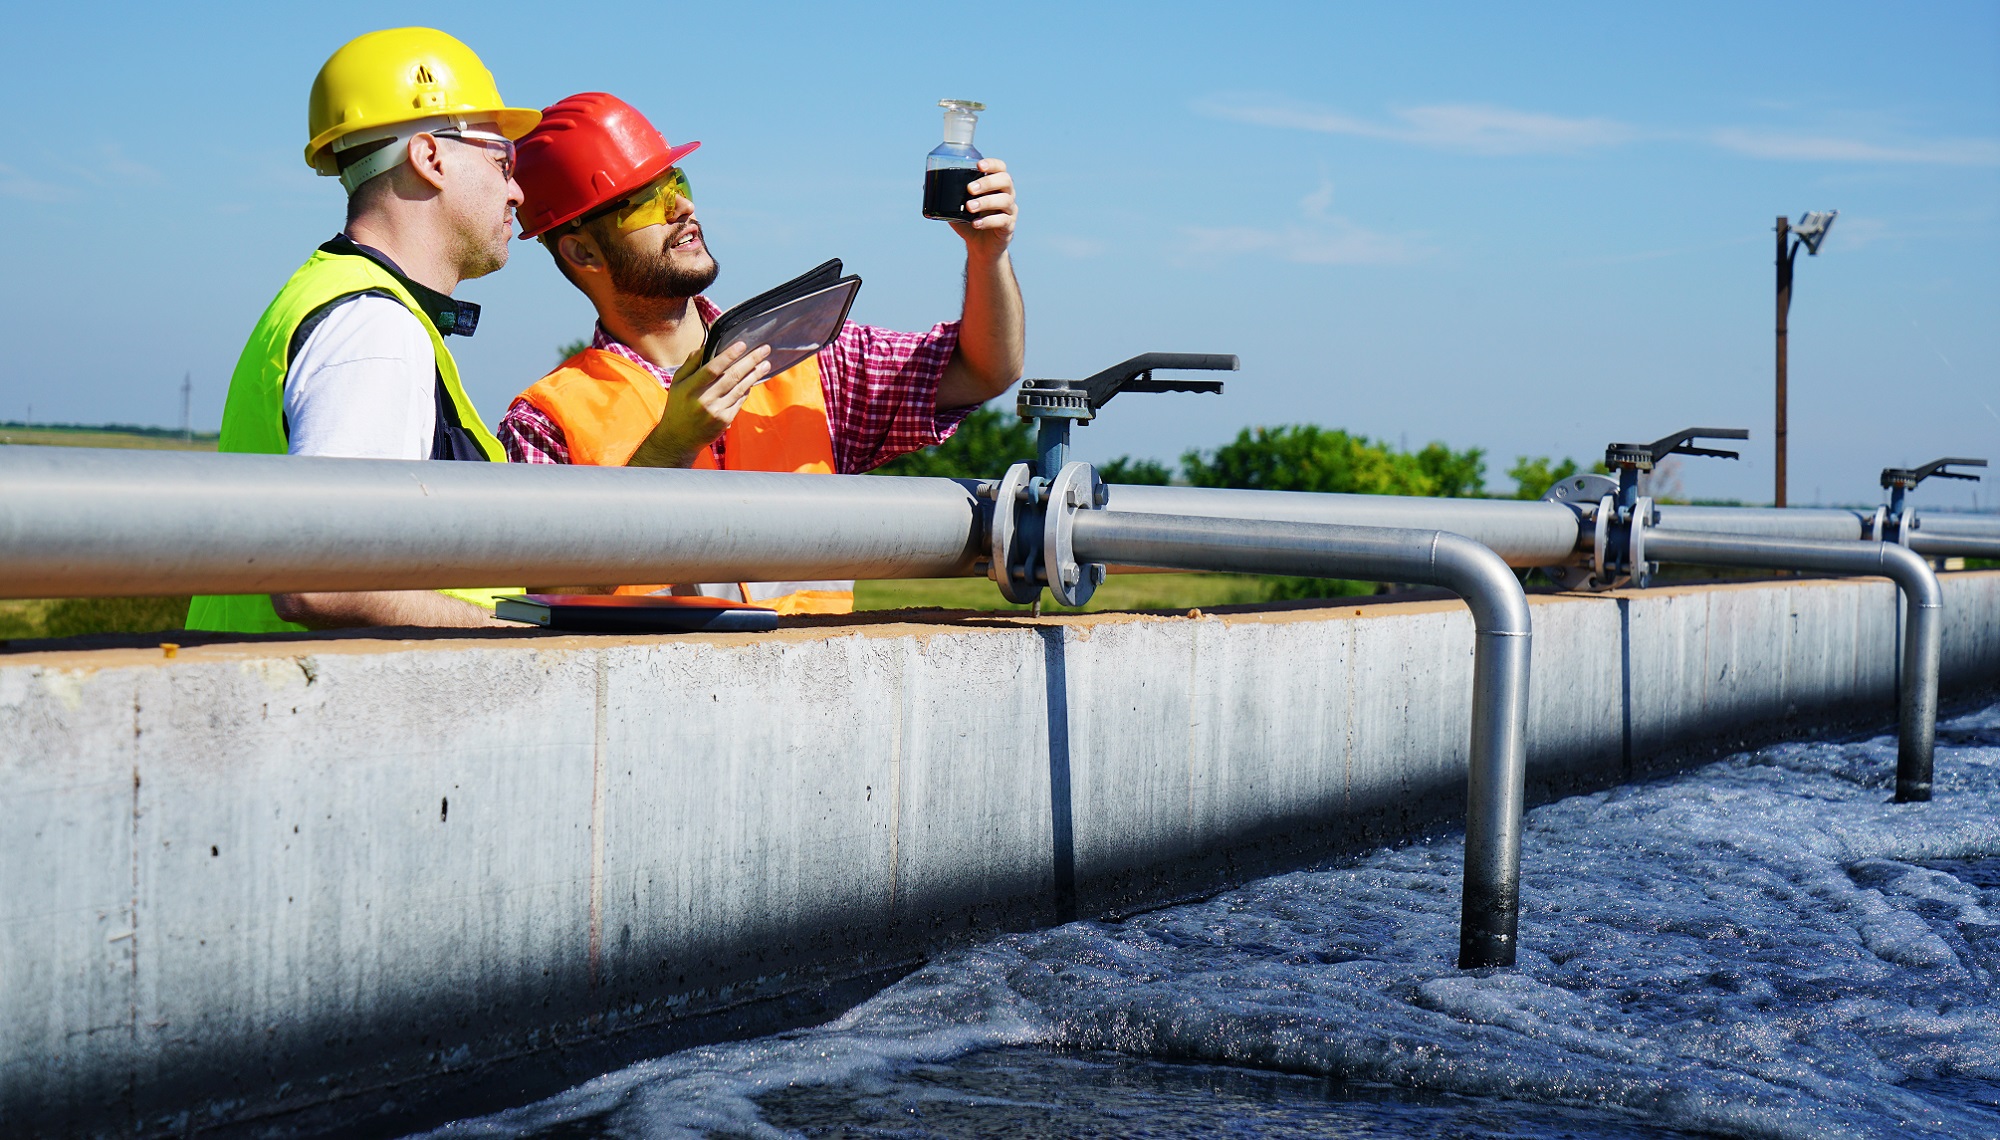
[2,572,1997,1137]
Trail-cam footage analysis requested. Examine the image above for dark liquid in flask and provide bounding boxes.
[923,167,980,221]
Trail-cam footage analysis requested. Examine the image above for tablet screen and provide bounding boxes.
[715,278,861,379]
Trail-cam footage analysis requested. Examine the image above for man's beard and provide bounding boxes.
[603,232,719,299]
[450,202,514,281]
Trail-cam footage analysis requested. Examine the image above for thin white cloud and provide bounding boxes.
[1044,234,1108,259]
[94,143,163,183]
[1194,93,1634,155]
[0,163,67,202]
[0,142,165,203]
[1816,213,1889,249]
[1181,223,1421,265]
[1183,177,1427,265]
[1196,92,2000,168]
[1710,128,2000,167]
[51,143,164,188]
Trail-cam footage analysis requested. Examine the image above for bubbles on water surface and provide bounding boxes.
[421,706,2000,1140]
[754,1047,1701,1139]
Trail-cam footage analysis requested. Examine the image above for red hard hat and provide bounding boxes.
[514,92,700,240]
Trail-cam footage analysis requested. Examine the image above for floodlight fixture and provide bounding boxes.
[1791,210,1837,255]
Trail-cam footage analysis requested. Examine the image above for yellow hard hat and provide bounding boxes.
[305,28,540,177]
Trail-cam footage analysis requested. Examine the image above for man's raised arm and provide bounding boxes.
[936,157,1024,410]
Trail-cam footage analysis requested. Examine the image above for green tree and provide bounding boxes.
[1181,425,1481,497]
[1417,441,1487,498]
[1097,456,1173,485]
[869,405,1034,478]
[1178,425,1487,604]
[1506,456,1603,500]
[555,338,589,364]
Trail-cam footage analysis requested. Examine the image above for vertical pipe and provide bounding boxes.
[1892,548,1944,802]
[1775,216,1791,509]
[1036,419,1069,481]
[1458,618,1532,968]
[1433,535,1533,969]
[1067,511,1533,969]
[1640,531,1943,802]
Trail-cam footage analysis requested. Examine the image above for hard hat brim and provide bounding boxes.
[306,105,545,175]
[517,139,701,240]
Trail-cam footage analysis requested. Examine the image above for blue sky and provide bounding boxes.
[2,1,1995,506]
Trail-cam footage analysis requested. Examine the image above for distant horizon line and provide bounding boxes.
[0,420,217,440]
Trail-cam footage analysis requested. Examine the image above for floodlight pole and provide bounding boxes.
[1773,211,1834,509]
[1774,215,1793,509]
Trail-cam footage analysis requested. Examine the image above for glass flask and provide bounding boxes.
[923,99,984,222]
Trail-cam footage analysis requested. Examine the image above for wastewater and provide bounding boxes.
[421,703,2000,1139]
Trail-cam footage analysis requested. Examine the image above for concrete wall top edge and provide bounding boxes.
[2,570,1993,672]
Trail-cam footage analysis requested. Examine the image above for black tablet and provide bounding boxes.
[494,594,780,633]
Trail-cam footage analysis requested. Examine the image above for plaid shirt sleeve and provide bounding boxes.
[497,397,570,464]
[817,318,971,474]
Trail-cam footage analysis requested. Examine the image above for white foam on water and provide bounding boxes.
[419,706,2000,1139]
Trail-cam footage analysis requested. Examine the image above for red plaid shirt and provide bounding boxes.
[498,297,969,473]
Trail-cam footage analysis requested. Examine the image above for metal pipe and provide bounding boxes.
[1909,533,2000,560]
[1643,530,1942,802]
[1107,490,1997,568]
[1106,484,1581,567]
[1653,505,1866,541]
[1914,514,2000,541]
[0,447,985,597]
[1070,510,1532,970]
[1651,506,2000,560]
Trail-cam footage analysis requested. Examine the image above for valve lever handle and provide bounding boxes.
[1648,427,1751,463]
[1882,456,1987,490]
[1604,427,1751,470]
[1080,352,1239,409]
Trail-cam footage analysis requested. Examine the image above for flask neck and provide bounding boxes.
[941,109,978,147]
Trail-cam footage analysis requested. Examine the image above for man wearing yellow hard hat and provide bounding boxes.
[186,29,538,633]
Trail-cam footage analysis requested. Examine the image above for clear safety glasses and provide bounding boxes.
[597,168,694,233]
[434,127,517,181]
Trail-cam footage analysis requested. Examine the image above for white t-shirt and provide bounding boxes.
[284,294,437,460]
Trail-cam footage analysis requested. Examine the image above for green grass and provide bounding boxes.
[856,573,1376,614]
[0,426,216,451]
[0,578,1366,641]
[0,597,191,641]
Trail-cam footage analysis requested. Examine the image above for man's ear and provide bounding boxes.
[405,133,449,192]
[557,231,604,276]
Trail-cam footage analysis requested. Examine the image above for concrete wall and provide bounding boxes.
[3,572,1997,1137]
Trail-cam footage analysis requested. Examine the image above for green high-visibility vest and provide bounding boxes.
[185,246,513,634]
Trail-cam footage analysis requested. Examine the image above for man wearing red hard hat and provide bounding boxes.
[497,93,1023,614]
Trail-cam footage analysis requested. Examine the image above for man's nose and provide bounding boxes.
[506,177,524,208]
[670,193,695,223]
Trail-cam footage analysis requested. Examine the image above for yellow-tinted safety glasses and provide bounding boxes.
[602,168,693,233]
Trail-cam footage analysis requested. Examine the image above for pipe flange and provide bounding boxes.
[1593,495,1616,586]
[1542,472,1620,507]
[987,462,1042,604]
[1630,495,1656,588]
[1043,461,1105,608]
[1539,473,1620,591]
[1868,505,1888,542]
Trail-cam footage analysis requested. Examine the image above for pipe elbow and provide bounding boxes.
[1879,543,1944,610]
[1429,531,1533,637]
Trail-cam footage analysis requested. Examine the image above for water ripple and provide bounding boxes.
[420,704,2000,1139]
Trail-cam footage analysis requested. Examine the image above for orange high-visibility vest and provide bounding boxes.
[517,348,853,614]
